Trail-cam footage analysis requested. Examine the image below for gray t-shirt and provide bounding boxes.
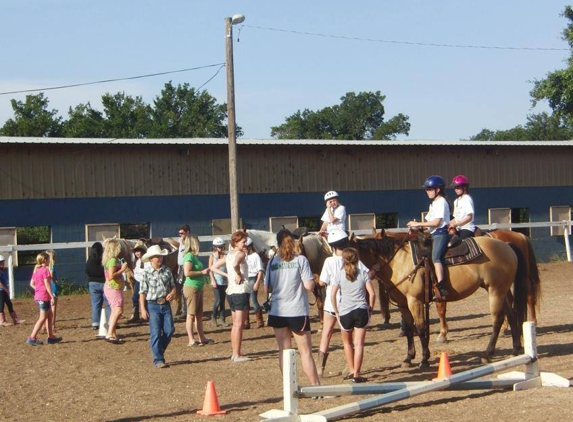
[332,268,371,316]
[264,254,314,317]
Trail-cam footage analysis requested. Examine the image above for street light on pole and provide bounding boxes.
[225,14,244,234]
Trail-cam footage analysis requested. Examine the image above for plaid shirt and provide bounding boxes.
[139,265,175,301]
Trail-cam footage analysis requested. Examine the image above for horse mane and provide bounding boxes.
[355,236,396,259]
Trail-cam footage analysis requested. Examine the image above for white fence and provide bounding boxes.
[1,221,571,300]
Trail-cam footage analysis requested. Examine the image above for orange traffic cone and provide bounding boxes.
[197,380,227,416]
[433,351,452,380]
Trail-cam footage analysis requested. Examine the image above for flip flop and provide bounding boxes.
[105,337,124,344]
[352,376,367,383]
[343,373,354,380]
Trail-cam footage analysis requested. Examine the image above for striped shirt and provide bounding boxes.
[139,265,175,301]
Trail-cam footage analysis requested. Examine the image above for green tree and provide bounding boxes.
[271,91,410,140]
[61,103,105,138]
[0,93,62,137]
[471,112,573,141]
[101,92,152,138]
[530,6,573,120]
[150,81,238,138]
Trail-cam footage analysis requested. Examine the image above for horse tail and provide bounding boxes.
[525,237,541,308]
[508,243,527,332]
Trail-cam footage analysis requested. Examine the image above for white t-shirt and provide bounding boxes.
[264,254,314,317]
[225,250,251,295]
[319,255,370,313]
[321,204,347,232]
[426,196,450,234]
[246,252,264,277]
[453,194,476,232]
[332,268,371,316]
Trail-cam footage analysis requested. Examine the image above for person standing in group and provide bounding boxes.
[0,255,24,326]
[127,243,147,323]
[245,237,264,329]
[210,230,251,363]
[316,228,376,378]
[175,224,191,317]
[331,247,376,383]
[86,242,109,330]
[102,239,129,344]
[264,229,320,385]
[182,235,212,346]
[318,191,347,235]
[407,175,451,300]
[139,245,176,368]
[449,174,476,239]
[45,250,59,333]
[26,252,61,345]
[208,237,228,327]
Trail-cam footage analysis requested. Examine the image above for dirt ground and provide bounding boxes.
[1,262,571,422]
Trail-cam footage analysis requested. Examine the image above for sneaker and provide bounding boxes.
[154,361,168,368]
[26,337,43,346]
[232,355,251,363]
[47,337,62,344]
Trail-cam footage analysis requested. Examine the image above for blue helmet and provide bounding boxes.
[423,175,446,189]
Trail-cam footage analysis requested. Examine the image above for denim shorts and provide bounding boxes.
[36,300,51,311]
[431,233,450,264]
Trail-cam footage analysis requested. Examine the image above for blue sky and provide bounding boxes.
[0,0,570,140]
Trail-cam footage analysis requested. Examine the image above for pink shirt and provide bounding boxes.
[32,266,52,301]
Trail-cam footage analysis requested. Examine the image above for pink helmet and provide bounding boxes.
[451,174,470,187]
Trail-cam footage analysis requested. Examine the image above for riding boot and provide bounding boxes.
[0,313,10,327]
[434,280,449,301]
[317,351,329,377]
[244,316,251,330]
[255,310,264,328]
[219,316,229,327]
[10,311,24,325]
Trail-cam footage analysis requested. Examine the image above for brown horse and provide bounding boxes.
[353,233,526,366]
[434,229,541,342]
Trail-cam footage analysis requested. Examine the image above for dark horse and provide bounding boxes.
[352,233,527,367]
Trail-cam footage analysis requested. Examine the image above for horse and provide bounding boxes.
[434,229,541,342]
[352,233,527,367]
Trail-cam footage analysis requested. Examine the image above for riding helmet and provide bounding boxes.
[324,191,339,201]
[451,174,470,187]
[423,175,446,189]
[212,237,225,247]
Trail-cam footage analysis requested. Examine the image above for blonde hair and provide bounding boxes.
[342,247,360,282]
[34,252,50,272]
[102,239,122,264]
[183,235,200,255]
[45,249,56,266]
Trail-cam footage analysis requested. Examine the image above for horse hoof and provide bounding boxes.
[435,336,447,344]
[418,361,430,369]
[401,361,413,369]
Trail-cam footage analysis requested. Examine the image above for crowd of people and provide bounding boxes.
[5,176,475,383]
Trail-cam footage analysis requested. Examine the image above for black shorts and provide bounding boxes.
[267,315,311,332]
[339,308,369,330]
[227,293,250,311]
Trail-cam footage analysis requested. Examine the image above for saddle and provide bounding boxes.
[410,237,483,267]
[291,227,310,239]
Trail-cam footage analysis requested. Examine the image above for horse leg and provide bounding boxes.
[434,301,448,343]
[503,295,523,355]
[378,281,390,325]
[482,294,505,364]
[400,309,416,368]
[408,299,430,368]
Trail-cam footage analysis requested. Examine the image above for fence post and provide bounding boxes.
[563,221,572,262]
[7,248,15,300]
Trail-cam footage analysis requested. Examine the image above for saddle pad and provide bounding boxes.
[410,238,482,267]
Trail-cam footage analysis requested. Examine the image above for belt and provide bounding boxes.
[147,297,167,305]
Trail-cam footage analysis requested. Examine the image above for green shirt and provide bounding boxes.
[183,252,206,290]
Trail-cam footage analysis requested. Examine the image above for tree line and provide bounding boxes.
[3,6,573,141]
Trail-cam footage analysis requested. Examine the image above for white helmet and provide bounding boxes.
[246,237,253,247]
[327,229,347,245]
[324,190,339,201]
[0,255,4,262]
[213,237,225,247]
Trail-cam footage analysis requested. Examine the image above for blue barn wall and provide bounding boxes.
[2,186,572,295]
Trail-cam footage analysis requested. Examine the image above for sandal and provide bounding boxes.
[352,376,367,383]
[198,339,214,346]
[105,337,124,344]
[343,373,354,380]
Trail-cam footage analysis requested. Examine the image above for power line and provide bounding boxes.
[0,63,226,96]
[244,24,569,52]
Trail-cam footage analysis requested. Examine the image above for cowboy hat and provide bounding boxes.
[142,245,169,262]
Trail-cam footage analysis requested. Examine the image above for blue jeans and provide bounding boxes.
[249,290,261,313]
[89,282,110,327]
[431,233,450,267]
[132,281,140,316]
[147,301,175,365]
[212,284,227,318]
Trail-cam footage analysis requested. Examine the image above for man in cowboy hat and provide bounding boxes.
[139,245,177,368]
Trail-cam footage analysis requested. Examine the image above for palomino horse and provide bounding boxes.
[434,229,541,342]
[353,233,527,366]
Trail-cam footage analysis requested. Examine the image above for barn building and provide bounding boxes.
[1,137,572,294]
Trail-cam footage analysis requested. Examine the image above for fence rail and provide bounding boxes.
[2,220,571,299]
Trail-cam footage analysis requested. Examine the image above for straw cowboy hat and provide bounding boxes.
[141,245,169,262]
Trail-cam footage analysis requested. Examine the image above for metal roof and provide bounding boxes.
[1,136,573,147]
